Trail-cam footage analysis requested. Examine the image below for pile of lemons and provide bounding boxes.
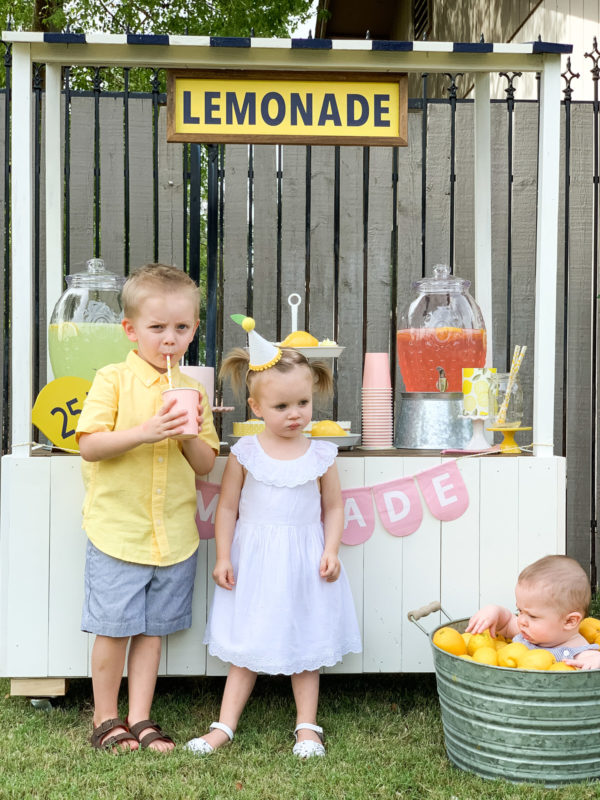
[432,626,579,671]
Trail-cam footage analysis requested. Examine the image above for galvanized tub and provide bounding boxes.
[414,608,600,787]
[395,393,472,450]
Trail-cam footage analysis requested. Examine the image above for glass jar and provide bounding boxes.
[396,264,486,392]
[488,372,523,428]
[48,258,134,383]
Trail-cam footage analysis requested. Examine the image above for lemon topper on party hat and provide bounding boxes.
[231,314,282,371]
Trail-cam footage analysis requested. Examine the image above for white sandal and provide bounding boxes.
[184,721,234,755]
[292,723,326,758]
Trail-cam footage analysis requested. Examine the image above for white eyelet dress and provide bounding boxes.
[203,435,362,675]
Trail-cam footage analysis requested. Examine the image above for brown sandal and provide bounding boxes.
[91,718,138,752]
[127,719,175,750]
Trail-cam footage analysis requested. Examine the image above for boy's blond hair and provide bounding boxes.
[122,263,200,318]
[220,347,333,400]
[518,555,590,616]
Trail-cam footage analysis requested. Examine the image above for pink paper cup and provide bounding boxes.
[362,352,391,389]
[162,387,200,439]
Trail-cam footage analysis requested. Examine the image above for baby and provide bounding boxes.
[467,555,600,669]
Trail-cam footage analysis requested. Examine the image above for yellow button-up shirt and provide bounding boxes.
[76,350,220,566]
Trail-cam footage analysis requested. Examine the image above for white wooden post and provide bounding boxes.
[10,44,33,455]
[45,62,63,382]
[533,55,562,457]
[473,72,493,367]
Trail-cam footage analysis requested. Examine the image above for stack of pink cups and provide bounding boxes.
[361,352,393,449]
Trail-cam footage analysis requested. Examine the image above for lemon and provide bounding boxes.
[467,630,493,656]
[432,627,467,656]
[280,330,318,347]
[459,654,474,661]
[472,647,498,666]
[497,641,529,668]
[311,420,347,437]
[579,617,600,643]
[517,649,556,671]
[461,632,472,648]
[548,662,576,671]
[56,321,79,341]
[494,639,508,651]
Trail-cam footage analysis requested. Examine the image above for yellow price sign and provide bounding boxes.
[32,376,92,451]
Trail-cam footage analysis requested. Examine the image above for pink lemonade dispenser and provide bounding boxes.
[395,264,487,449]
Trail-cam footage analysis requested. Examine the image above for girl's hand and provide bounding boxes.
[139,396,189,442]
[213,558,235,590]
[320,551,341,582]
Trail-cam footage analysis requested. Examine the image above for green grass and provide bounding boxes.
[1,674,600,800]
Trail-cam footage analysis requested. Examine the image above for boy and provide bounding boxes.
[77,263,219,751]
[467,554,600,669]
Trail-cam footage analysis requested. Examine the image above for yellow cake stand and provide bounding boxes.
[487,425,532,454]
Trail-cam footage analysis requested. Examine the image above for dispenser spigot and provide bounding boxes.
[436,367,448,392]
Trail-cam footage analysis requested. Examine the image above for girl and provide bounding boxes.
[186,318,361,758]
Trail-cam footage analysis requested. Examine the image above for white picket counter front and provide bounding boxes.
[0,452,565,692]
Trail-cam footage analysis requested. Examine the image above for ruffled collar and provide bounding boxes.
[231,435,337,487]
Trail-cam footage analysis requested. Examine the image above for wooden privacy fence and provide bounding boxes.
[0,87,597,576]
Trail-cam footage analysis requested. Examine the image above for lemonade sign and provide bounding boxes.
[167,70,408,147]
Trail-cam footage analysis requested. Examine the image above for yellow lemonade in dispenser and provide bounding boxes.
[49,322,134,383]
[48,259,133,383]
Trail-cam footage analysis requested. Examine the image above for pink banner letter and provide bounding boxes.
[416,460,469,521]
[195,479,220,539]
[372,476,422,537]
[341,487,375,545]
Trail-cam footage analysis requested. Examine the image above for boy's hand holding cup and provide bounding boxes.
[162,386,202,439]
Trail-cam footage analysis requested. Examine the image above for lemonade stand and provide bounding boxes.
[0,32,567,697]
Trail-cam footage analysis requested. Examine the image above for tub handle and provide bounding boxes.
[407,601,451,635]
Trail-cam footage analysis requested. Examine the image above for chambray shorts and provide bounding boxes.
[81,539,198,637]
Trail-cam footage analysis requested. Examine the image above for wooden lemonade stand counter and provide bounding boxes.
[0,34,568,696]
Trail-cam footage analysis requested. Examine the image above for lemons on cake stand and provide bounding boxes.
[276,294,344,357]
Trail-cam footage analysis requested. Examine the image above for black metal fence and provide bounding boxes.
[2,43,600,581]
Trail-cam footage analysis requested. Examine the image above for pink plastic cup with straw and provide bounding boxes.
[162,387,200,440]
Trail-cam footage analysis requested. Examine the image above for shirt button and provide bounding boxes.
[156,488,162,494]
[156,519,162,526]
[158,456,164,463]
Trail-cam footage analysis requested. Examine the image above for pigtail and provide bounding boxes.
[219,347,250,397]
[309,360,334,399]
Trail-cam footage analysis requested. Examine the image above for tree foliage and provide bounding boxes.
[3,0,313,37]
[1,0,314,89]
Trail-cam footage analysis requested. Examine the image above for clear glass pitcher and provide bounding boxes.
[396,264,486,392]
[48,258,134,383]
[489,372,524,428]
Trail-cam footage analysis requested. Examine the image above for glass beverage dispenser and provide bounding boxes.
[395,264,487,449]
[397,264,486,392]
[48,258,134,384]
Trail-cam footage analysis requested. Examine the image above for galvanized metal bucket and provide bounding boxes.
[409,603,600,787]
[395,393,472,450]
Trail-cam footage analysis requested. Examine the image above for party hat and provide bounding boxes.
[231,314,282,372]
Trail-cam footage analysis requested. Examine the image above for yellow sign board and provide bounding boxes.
[167,71,407,146]
[32,376,92,452]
